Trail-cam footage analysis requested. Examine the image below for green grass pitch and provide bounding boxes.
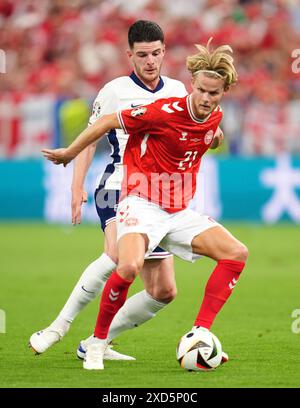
[0,223,299,388]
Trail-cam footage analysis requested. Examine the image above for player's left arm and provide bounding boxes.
[210,126,224,150]
[42,113,121,166]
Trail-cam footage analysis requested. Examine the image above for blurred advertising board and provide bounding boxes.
[0,155,299,224]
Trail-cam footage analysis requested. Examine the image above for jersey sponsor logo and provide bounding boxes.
[131,107,147,117]
[131,103,142,108]
[109,289,120,302]
[179,132,188,141]
[204,130,214,145]
[161,101,184,113]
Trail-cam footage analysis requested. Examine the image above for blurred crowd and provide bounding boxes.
[1,0,300,155]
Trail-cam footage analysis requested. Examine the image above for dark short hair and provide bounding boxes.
[128,20,164,48]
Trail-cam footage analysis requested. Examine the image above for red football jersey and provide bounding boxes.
[117,95,222,213]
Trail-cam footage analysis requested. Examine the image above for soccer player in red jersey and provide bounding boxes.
[43,40,248,370]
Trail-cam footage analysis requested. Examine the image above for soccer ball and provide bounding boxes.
[176,327,222,372]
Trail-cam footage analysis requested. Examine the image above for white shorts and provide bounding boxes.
[116,196,220,262]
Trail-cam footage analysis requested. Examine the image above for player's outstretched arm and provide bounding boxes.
[210,127,224,150]
[42,113,120,166]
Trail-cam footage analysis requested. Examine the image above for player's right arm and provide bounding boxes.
[42,113,121,166]
[71,84,119,225]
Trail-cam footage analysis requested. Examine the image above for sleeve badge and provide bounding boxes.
[131,107,147,117]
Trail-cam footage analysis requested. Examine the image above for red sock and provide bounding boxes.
[194,259,245,329]
[94,271,133,339]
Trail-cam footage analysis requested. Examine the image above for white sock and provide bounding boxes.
[52,253,116,328]
[49,315,70,334]
[107,290,167,342]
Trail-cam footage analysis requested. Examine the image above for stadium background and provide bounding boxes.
[0,0,300,389]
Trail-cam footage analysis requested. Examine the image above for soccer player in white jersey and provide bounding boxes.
[29,20,187,360]
[42,39,248,370]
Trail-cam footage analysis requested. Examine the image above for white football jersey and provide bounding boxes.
[89,72,187,190]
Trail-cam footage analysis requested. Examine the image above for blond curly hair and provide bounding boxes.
[186,38,238,90]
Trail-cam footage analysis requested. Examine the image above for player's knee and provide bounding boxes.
[150,285,177,304]
[117,261,141,281]
[230,242,249,263]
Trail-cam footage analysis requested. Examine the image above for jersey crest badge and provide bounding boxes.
[204,130,214,145]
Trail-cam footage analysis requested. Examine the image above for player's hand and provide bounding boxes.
[71,188,88,225]
[41,148,73,167]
